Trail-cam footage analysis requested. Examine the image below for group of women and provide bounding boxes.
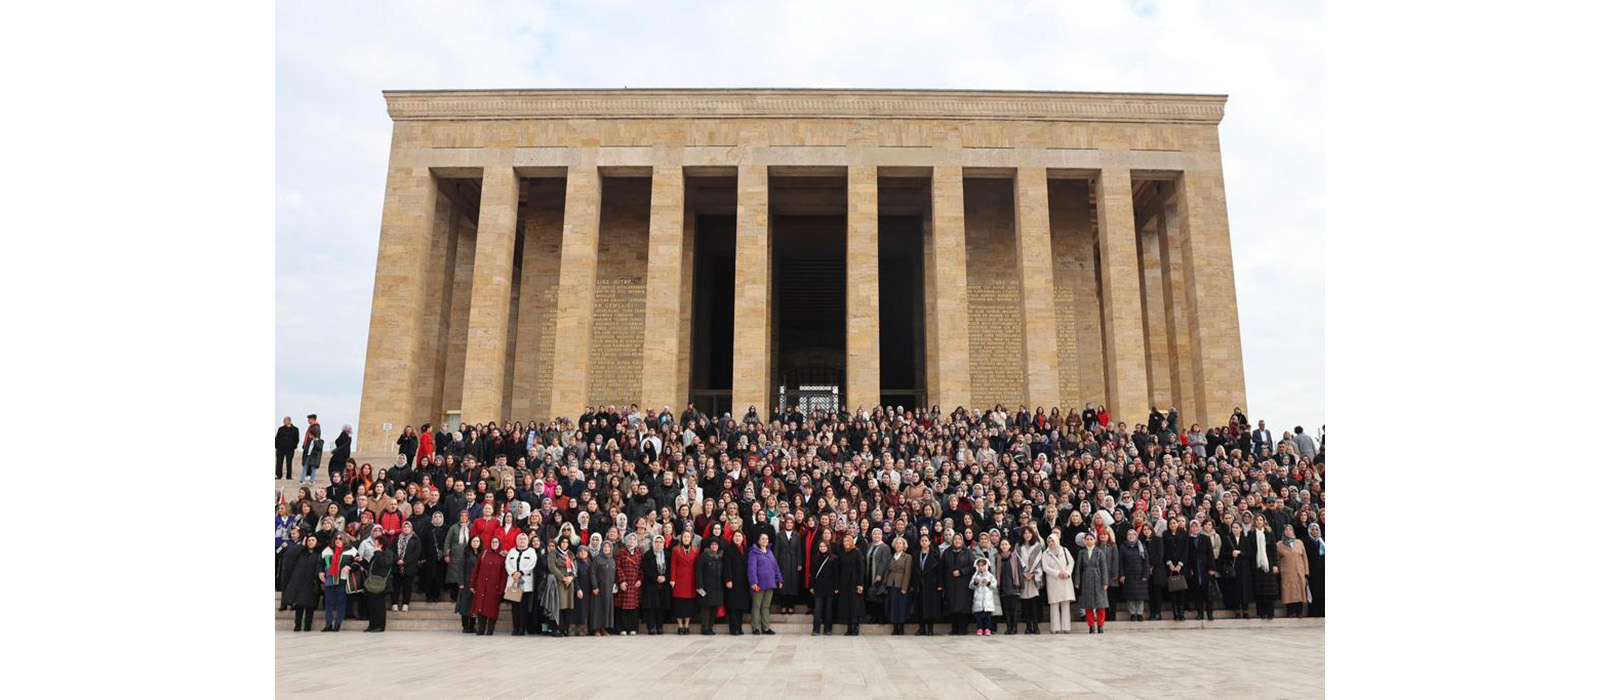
[275,402,1325,636]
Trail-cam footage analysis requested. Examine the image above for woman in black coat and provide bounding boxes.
[1117,528,1151,621]
[695,539,729,635]
[1306,522,1325,618]
[1161,524,1193,620]
[282,533,323,632]
[1145,524,1166,620]
[1219,521,1248,617]
[276,527,304,609]
[940,534,975,635]
[834,536,868,636]
[1240,515,1280,620]
[724,532,752,635]
[640,535,673,635]
[912,534,943,635]
[773,518,806,613]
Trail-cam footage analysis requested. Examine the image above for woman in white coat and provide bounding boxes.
[1039,532,1076,633]
[504,533,540,636]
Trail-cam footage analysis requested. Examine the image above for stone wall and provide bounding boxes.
[964,178,1024,409]
[511,178,565,421]
[1049,179,1104,409]
[587,177,651,408]
[442,217,476,413]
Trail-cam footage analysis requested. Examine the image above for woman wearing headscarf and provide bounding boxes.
[1276,524,1310,618]
[1241,514,1280,620]
[695,537,729,635]
[615,533,643,635]
[1040,532,1076,634]
[453,536,481,633]
[939,533,975,635]
[1118,526,1152,621]
[546,535,578,636]
[505,532,538,636]
[773,514,806,614]
[282,533,321,632]
[1016,525,1044,634]
[641,534,672,635]
[1074,527,1113,634]
[723,530,752,635]
[590,541,618,635]
[1306,522,1325,618]
[443,510,473,603]
[469,535,508,635]
[834,534,868,636]
[669,530,699,635]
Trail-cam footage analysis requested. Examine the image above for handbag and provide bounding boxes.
[1207,579,1222,602]
[1166,573,1188,592]
[504,577,524,602]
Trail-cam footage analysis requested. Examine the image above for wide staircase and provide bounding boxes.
[273,593,1322,634]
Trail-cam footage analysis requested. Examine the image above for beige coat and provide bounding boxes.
[1040,545,1076,603]
[1276,539,1310,605]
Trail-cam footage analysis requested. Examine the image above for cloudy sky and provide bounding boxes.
[276,0,1324,439]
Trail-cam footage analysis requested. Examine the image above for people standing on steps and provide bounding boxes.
[1040,532,1076,633]
[969,557,998,636]
[747,532,783,635]
[883,535,912,636]
[809,539,838,636]
[1242,515,1280,620]
[1277,524,1310,619]
[615,532,644,635]
[913,533,943,636]
[941,532,975,635]
[453,535,481,633]
[1017,526,1045,634]
[469,535,507,635]
[300,413,322,484]
[1076,527,1113,634]
[282,533,321,632]
[1119,526,1152,621]
[319,534,354,632]
[505,533,538,636]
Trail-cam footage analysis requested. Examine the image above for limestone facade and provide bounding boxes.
[356,89,1248,451]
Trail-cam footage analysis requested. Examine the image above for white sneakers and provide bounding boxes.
[401,605,409,612]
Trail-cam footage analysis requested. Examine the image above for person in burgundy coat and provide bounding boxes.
[469,536,508,635]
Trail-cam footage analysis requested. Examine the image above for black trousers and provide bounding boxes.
[423,562,445,601]
[813,593,835,631]
[1000,595,1020,630]
[1149,581,1164,617]
[366,594,386,630]
[643,605,666,630]
[700,605,718,632]
[618,608,639,633]
[509,595,533,634]
[1189,586,1213,614]
[390,573,416,606]
[1022,596,1042,624]
[294,606,315,629]
[275,449,294,479]
[1255,594,1276,619]
[948,612,969,634]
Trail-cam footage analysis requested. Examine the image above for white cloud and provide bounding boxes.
[276,0,1324,432]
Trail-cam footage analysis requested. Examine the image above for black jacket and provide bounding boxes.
[940,547,975,614]
[696,550,728,607]
[835,547,868,618]
[913,550,943,618]
[724,545,752,611]
[276,425,300,451]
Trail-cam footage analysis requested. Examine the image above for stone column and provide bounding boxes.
[676,210,696,410]
[928,166,971,409]
[459,166,520,424]
[641,166,686,412]
[846,165,880,409]
[1139,218,1173,409]
[732,164,772,417]
[1158,201,1196,423]
[549,166,602,421]
[1013,167,1062,410]
[357,165,437,452]
[1175,165,1248,427]
[1094,166,1150,423]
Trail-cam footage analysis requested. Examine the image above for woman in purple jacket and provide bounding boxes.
[747,532,784,635]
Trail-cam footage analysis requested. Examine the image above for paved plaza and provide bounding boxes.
[276,627,1324,698]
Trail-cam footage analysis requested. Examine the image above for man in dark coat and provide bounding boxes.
[276,417,299,480]
[940,534,975,634]
[834,537,869,635]
[912,536,944,635]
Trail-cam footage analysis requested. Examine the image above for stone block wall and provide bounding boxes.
[587,176,651,408]
[964,178,1024,409]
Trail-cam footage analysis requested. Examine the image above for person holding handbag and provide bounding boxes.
[1162,517,1192,621]
[505,533,538,636]
[318,536,355,632]
[360,538,394,633]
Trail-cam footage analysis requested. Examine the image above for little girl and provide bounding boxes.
[969,557,999,636]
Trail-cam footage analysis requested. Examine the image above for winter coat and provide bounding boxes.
[969,569,999,613]
[1276,539,1309,605]
[836,547,868,619]
[330,431,352,470]
[1040,545,1076,603]
[1187,534,1217,587]
[670,545,698,600]
[811,553,840,598]
[281,546,321,609]
[469,549,508,619]
[884,552,912,592]
[547,547,577,610]
[641,549,673,610]
[444,523,472,584]
[1241,529,1280,597]
[453,550,478,616]
[505,547,538,593]
[590,554,617,628]
[1017,542,1045,599]
[696,549,728,608]
[746,546,784,591]
[1118,540,1152,601]
[940,547,975,614]
[774,529,806,597]
[615,548,643,610]
[724,545,752,611]
[866,541,891,602]
[995,553,1023,597]
[913,550,943,618]
[394,534,422,577]
[1074,545,1114,610]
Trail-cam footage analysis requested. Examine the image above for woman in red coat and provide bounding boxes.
[615,532,644,635]
[669,530,699,635]
[490,512,520,553]
[418,423,434,464]
[471,504,499,544]
[469,536,509,635]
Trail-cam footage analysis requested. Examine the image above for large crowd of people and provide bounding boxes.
[274,403,1325,636]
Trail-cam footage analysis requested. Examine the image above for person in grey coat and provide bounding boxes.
[1074,535,1114,634]
[589,541,618,634]
[1118,527,1152,621]
[443,510,473,601]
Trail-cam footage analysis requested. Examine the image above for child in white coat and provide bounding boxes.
[969,557,999,636]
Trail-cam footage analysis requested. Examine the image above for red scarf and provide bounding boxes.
[326,541,344,579]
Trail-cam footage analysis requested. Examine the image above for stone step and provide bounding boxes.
[274,616,1322,633]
